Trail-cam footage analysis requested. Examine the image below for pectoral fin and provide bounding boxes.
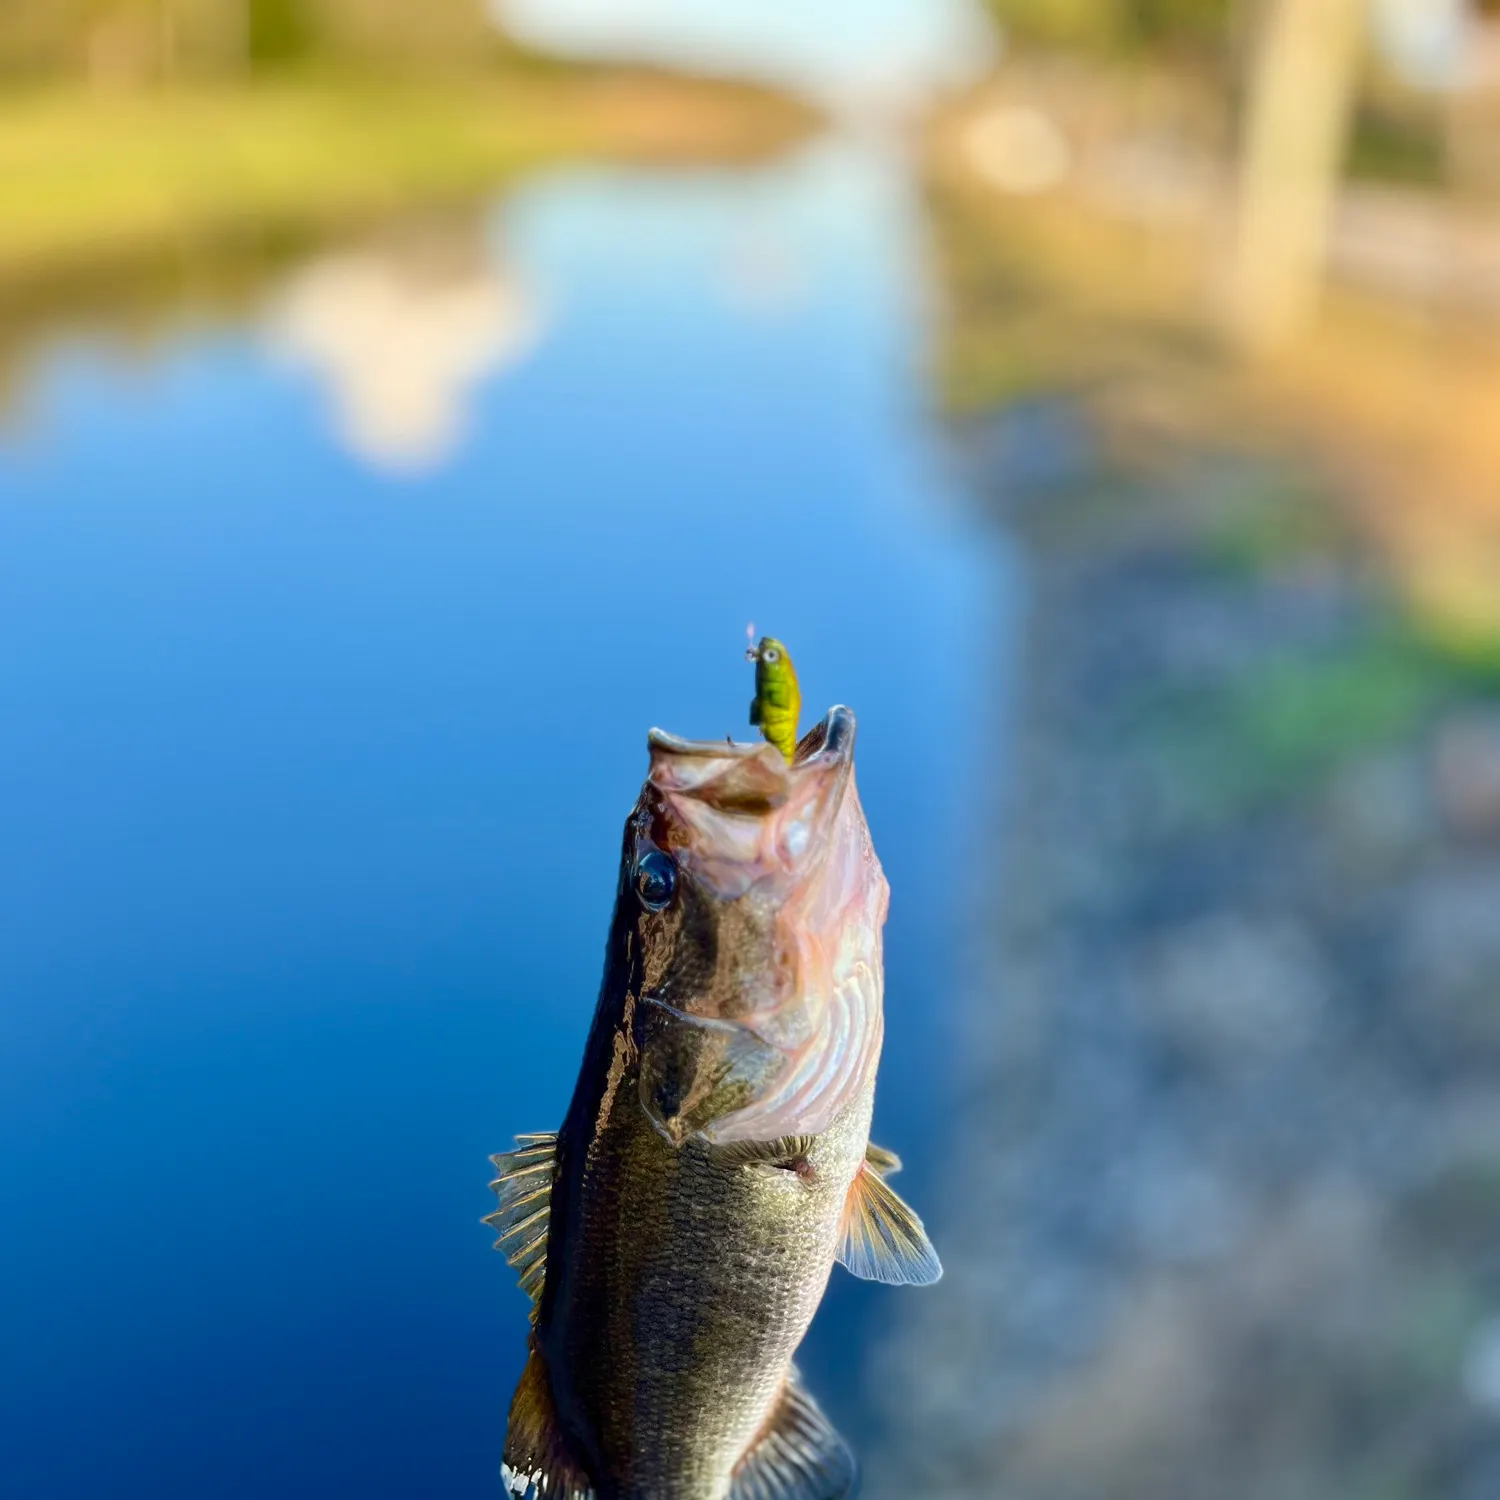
[484,1133,558,1313]
[729,1370,855,1500]
[865,1141,902,1176]
[836,1160,942,1286]
[503,1342,593,1500]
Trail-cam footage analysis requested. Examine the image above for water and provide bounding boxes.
[499,0,996,104]
[0,138,1008,1496]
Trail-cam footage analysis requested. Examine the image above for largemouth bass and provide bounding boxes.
[487,706,939,1500]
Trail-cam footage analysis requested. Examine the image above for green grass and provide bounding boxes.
[0,71,810,288]
[1200,472,1351,575]
[1153,623,1500,819]
[1227,635,1442,781]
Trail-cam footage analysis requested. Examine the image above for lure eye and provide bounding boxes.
[763,646,780,664]
[634,848,677,911]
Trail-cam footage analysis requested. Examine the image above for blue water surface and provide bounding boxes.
[0,138,1008,1497]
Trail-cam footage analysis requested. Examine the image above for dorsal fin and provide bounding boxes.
[729,1370,855,1500]
[836,1159,942,1286]
[503,1342,594,1500]
[864,1141,902,1176]
[484,1133,558,1314]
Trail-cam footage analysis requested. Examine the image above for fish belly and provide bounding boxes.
[542,1089,871,1499]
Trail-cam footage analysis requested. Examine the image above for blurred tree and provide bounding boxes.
[74,0,175,86]
[0,4,61,75]
[1228,0,1365,349]
[0,0,244,83]
[0,0,500,80]
[248,0,316,67]
[303,0,499,71]
[1446,0,1500,197]
[991,0,1369,350]
[987,0,1238,57]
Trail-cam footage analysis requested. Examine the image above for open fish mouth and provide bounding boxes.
[646,703,856,773]
[644,707,857,901]
[636,706,887,1147]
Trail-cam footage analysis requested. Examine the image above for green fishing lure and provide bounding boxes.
[746,633,801,763]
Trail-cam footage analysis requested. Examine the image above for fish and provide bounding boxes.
[486,705,940,1500]
[747,636,801,763]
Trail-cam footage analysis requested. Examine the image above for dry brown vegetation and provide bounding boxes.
[926,75,1500,655]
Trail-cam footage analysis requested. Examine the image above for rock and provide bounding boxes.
[1133,914,1337,1068]
[1327,748,1433,868]
[1434,709,1500,840]
[1400,861,1500,1049]
[864,416,1500,1500]
[1463,1319,1500,1414]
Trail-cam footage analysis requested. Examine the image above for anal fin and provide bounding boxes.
[836,1158,942,1286]
[730,1371,855,1500]
[503,1342,593,1500]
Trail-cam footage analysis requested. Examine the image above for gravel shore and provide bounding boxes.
[865,404,1500,1500]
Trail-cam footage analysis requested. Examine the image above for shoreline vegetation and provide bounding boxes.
[923,69,1500,662]
[0,65,817,301]
[870,34,1500,1496]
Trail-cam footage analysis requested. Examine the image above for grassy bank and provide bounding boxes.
[0,69,815,293]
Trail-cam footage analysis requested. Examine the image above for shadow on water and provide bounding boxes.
[0,133,1015,1496]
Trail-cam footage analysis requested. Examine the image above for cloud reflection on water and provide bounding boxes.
[265,229,542,474]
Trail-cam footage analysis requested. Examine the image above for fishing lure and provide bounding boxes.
[746,630,801,763]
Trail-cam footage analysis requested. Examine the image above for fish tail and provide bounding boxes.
[503,1342,593,1500]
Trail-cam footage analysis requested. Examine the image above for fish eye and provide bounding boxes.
[763,646,780,663]
[634,848,677,911]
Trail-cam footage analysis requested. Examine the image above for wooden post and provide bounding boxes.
[1226,0,1367,352]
